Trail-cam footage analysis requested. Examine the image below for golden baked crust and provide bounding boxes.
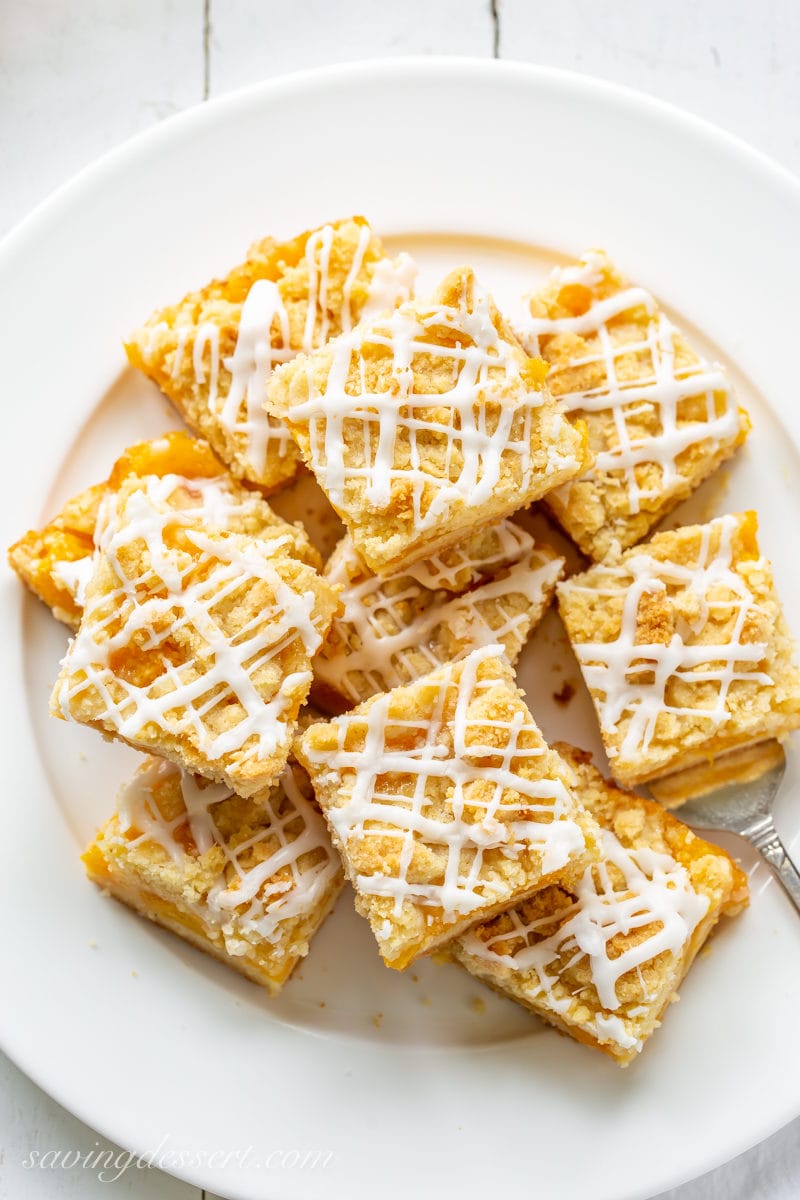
[405,517,549,591]
[557,512,800,791]
[312,523,564,711]
[8,483,104,629]
[126,217,416,492]
[83,756,344,994]
[7,432,320,629]
[648,738,786,806]
[296,647,601,970]
[267,266,590,575]
[50,471,341,796]
[517,250,749,560]
[451,745,748,1065]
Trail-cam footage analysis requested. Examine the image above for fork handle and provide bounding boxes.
[751,822,800,914]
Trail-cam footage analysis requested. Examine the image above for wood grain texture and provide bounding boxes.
[207,0,492,94]
[0,0,204,234]
[498,0,800,174]
[0,1053,196,1198]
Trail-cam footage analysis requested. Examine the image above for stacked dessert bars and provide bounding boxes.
[10,219,800,1064]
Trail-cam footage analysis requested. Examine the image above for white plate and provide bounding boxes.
[2,59,800,1200]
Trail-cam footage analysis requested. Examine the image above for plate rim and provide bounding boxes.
[3,55,800,258]
[3,55,800,1200]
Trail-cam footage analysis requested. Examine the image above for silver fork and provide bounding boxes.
[673,749,800,914]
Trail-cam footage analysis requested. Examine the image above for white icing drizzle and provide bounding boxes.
[169,224,417,477]
[460,826,710,1054]
[549,250,606,291]
[559,514,771,762]
[302,224,336,348]
[303,644,587,921]
[55,474,328,773]
[315,531,562,704]
[51,554,94,606]
[54,470,300,622]
[192,322,220,408]
[219,279,295,467]
[516,262,742,515]
[115,756,340,950]
[360,251,417,323]
[407,519,535,591]
[287,281,576,530]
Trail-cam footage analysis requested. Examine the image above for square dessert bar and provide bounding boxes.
[557,512,800,800]
[312,522,564,711]
[51,469,341,796]
[8,432,320,629]
[126,217,416,492]
[296,646,600,970]
[516,250,749,560]
[267,266,590,575]
[451,746,748,1065]
[83,756,344,994]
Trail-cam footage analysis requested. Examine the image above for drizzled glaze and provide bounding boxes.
[51,555,94,607]
[99,471,294,541]
[284,278,577,532]
[115,756,341,950]
[559,514,771,763]
[170,224,416,478]
[407,519,536,591]
[460,826,709,1054]
[516,253,742,517]
[315,530,563,705]
[51,470,307,621]
[302,645,588,922]
[54,474,331,786]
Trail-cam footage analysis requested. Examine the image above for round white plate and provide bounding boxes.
[2,59,800,1200]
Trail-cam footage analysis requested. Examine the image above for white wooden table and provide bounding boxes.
[2,3,799,1196]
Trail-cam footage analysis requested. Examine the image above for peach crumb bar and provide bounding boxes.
[451,746,748,1065]
[557,512,800,801]
[83,756,344,994]
[50,467,340,796]
[267,266,590,575]
[312,521,564,711]
[126,217,416,492]
[516,250,749,560]
[296,646,601,970]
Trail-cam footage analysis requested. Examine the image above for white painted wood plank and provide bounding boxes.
[654,1116,800,1200]
[0,0,205,234]
[208,0,492,95]
[0,1051,198,1198]
[499,0,800,175]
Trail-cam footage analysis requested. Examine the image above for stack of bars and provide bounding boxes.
[11,220,800,1065]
